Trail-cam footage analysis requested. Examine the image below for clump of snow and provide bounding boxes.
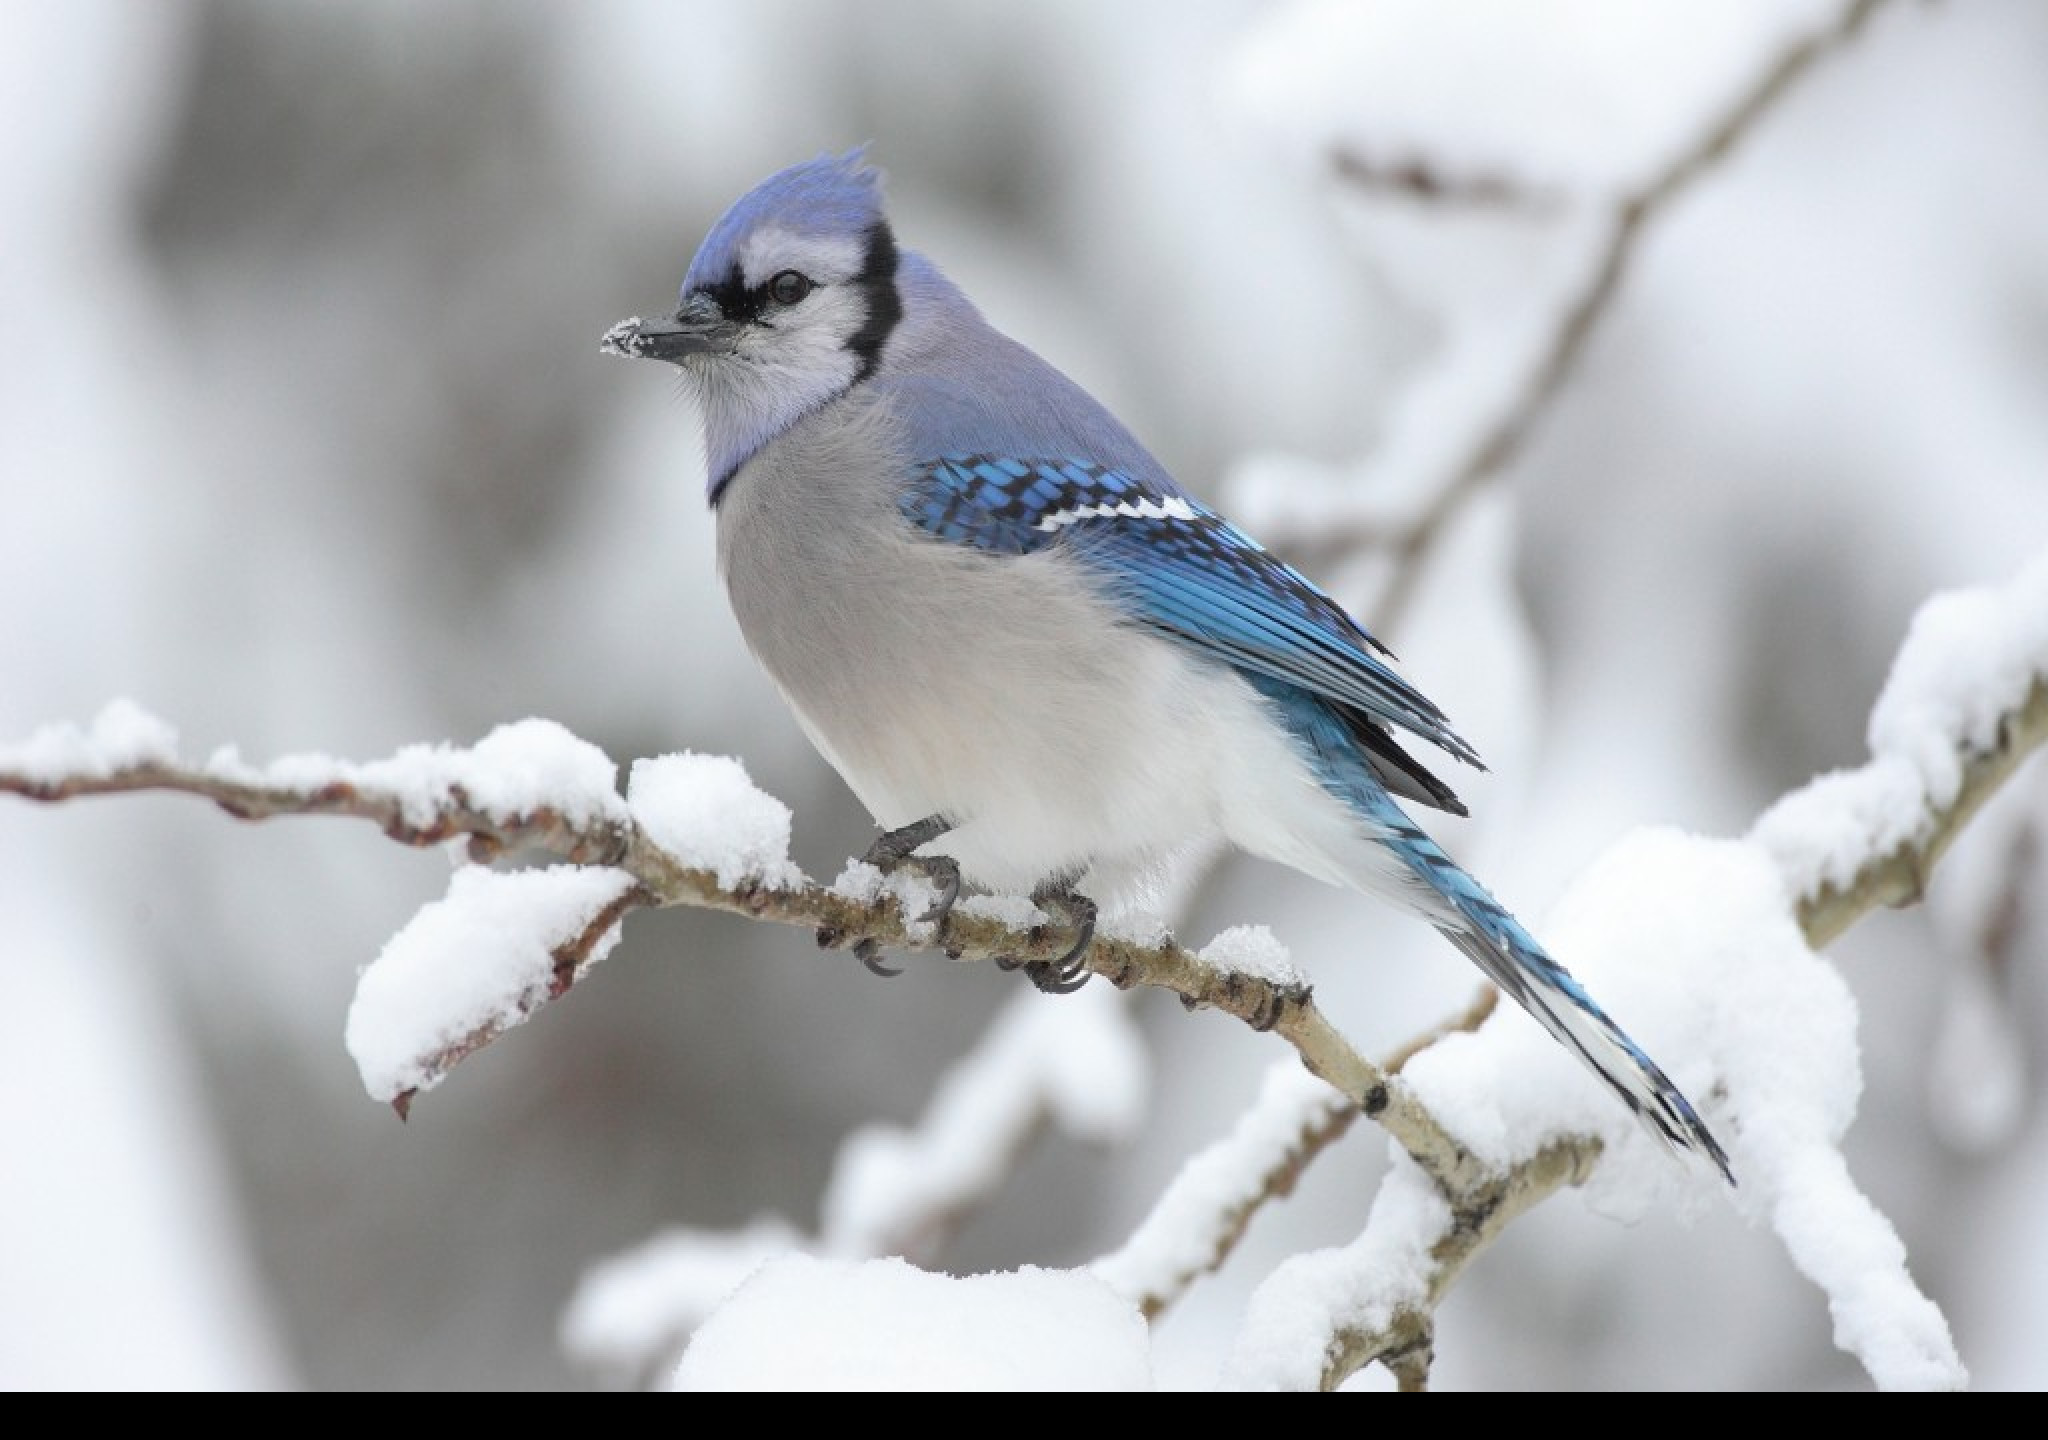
[1093,1060,1345,1308]
[834,860,948,944]
[339,719,626,831]
[822,985,1146,1257]
[1101,907,1173,948]
[670,1255,1153,1391]
[345,864,636,1102]
[955,891,1047,930]
[561,1216,805,1380]
[1867,550,2048,791]
[1228,1154,1451,1391]
[1753,547,2048,902]
[1198,924,1303,988]
[197,718,628,833]
[1391,826,1964,1389]
[829,858,887,905]
[627,752,803,890]
[0,698,179,783]
[455,720,625,826]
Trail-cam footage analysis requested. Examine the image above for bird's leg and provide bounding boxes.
[840,814,959,978]
[1022,880,1097,995]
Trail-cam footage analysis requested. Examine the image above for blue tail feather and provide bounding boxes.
[1256,675,1734,1183]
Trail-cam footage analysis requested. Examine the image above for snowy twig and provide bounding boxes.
[1305,0,1888,626]
[1332,1141,1597,1393]
[1091,986,1498,1321]
[381,875,650,1119]
[1796,678,2048,948]
[1092,1061,1355,1321]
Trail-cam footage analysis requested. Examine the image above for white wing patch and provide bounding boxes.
[1033,495,1198,533]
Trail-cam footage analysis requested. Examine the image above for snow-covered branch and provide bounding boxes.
[0,703,1482,1193]
[4,538,2039,1390]
[1782,677,2048,949]
[1093,988,1497,1323]
[1249,547,2048,1392]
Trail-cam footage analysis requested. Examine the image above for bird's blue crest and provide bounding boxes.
[682,148,887,299]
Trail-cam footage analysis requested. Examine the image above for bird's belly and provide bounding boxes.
[724,525,1254,894]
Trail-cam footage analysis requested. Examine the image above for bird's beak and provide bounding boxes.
[600,293,737,363]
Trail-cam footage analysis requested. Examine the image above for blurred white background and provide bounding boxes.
[3,0,2044,1390]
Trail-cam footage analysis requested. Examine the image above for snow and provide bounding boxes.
[1227,821,1968,1391]
[670,1255,1154,1391]
[627,752,804,890]
[1101,907,1174,949]
[6,0,2047,1395]
[1555,834,1960,1389]
[1298,824,1966,1390]
[561,980,1149,1380]
[1867,551,2048,779]
[955,890,1048,930]
[821,983,1146,1257]
[828,857,887,906]
[561,1216,806,1381]
[1753,546,2048,903]
[1092,1060,1345,1308]
[1228,1155,1450,1390]
[345,863,636,1103]
[256,719,627,832]
[828,855,951,943]
[1763,1144,1963,1391]
[1197,924,1303,988]
[0,707,633,838]
[0,697,179,783]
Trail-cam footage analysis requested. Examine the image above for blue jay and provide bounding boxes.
[605,151,1730,1180]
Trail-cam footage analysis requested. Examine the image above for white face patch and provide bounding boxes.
[731,284,866,367]
[737,226,865,289]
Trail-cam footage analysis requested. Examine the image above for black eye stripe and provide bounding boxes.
[698,266,819,322]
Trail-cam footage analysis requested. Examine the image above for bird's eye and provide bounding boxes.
[768,270,813,306]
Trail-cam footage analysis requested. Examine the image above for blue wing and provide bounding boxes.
[903,454,1482,795]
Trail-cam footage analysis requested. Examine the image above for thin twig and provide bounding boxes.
[1309,0,1889,629]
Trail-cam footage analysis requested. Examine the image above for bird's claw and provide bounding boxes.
[1023,882,1096,994]
[853,937,903,979]
[840,814,957,979]
[910,854,962,928]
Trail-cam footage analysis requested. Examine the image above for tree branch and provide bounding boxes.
[0,719,1487,1198]
[1302,0,1889,628]
[1797,679,2048,948]
[10,596,2037,1393]
[1306,626,2048,1391]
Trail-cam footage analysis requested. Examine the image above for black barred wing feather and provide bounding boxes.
[902,454,1482,792]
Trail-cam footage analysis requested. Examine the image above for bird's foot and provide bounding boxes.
[825,815,958,978]
[1021,881,1097,995]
